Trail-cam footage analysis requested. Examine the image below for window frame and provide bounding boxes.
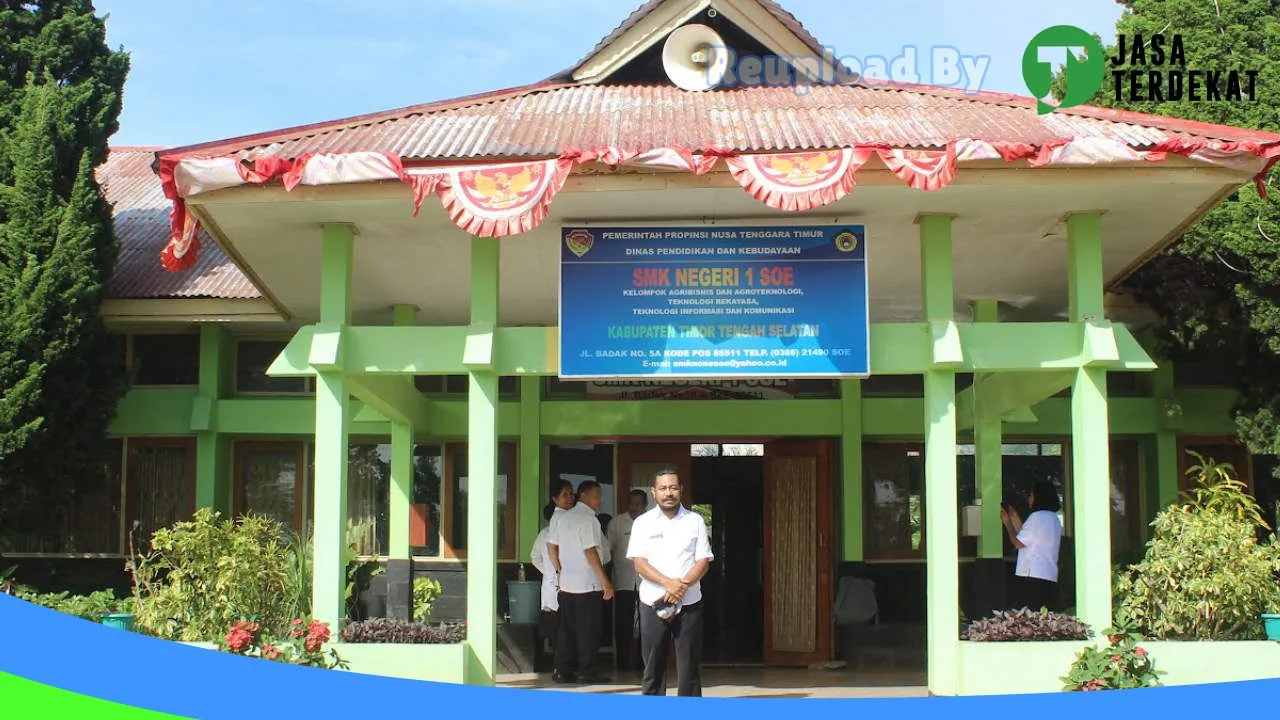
[233,440,308,533]
[126,334,201,388]
[861,440,926,561]
[124,436,198,550]
[442,441,519,561]
[233,338,316,396]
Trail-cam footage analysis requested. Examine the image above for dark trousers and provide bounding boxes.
[555,590,603,677]
[1012,576,1059,612]
[613,590,642,671]
[639,599,704,697]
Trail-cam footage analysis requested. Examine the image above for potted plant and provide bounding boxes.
[1262,611,1280,641]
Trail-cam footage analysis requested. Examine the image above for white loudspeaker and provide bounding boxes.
[662,23,730,92]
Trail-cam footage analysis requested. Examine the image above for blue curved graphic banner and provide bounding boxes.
[559,225,870,379]
[1,593,1278,716]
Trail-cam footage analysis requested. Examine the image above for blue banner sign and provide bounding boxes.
[559,225,869,379]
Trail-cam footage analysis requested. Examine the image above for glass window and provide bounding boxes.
[236,340,311,394]
[130,335,200,386]
[415,375,519,399]
[447,443,518,559]
[127,438,195,551]
[412,445,443,558]
[863,443,924,559]
[236,442,304,532]
[1109,440,1142,563]
[348,443,391,557]
[861,375,924,397]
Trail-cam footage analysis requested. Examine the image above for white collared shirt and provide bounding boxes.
[606,512,638,590]
[626,505,714,607]
[1015,510,1062,582]
[530,509,565,611]
[548,502,607,594]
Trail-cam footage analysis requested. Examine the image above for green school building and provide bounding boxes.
[9,0,1280,697]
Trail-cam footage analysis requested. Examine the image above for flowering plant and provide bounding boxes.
[1061,616,1162,691]
[217,616,349,670]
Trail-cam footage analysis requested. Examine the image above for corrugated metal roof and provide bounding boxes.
[166,82,1279,164]
[98,148,261,299]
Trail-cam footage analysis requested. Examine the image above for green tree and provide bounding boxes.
[0,1,129,550]
[1055,1,1280,458]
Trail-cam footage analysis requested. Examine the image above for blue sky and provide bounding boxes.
[96,0,1125,148]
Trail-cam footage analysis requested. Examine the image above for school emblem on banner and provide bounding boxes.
[565,229,595,258]
[834,230,859,253]
[753,150,846,189]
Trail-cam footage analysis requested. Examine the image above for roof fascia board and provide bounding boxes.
[572,0,710,83]
[710,0,838,81]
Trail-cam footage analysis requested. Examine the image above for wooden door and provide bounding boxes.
[763,439,834,667]
[616,443,693,512]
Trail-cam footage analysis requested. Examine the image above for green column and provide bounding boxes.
[312,224,354,631]
[389,305,417,561]
[519,376,542,561]
[465,236,500,685]
[1066,212,1112,635]
[971,300,1004,557]
[194,325,231,514]
[840,378,864,561]
[919,213,959,696]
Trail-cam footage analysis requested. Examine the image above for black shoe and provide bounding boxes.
[552,671,576,684]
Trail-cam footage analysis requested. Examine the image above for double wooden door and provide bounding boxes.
[615,440,834,667]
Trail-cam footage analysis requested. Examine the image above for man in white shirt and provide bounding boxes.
[626,469,713,697]
[606,488,649,671]
[547,480,614,684]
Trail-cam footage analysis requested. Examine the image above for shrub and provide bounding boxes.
[962,608,1093,641]
[19,588,135,621]
[217,617,348,670]
[340,618,465,644]
[130,508,295,641]
[1062,616,1163,691]
[1114,452,1280,640]
[413,577,443,624]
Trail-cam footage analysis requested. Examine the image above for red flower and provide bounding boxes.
[1108,634,1123,644]
[304,635,324,653]
[225,627,254,653]
[262,643,282,661]
[1111,655,1122,663]
[1134,647,1147,657]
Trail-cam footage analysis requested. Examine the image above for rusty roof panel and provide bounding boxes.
[97,148,261,300]
[192,83,1277,165]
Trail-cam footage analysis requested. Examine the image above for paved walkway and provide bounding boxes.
[497,668,928,698]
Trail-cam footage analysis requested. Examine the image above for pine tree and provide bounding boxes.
[0,1,129,550]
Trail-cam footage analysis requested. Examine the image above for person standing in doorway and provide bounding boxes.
[1000,479,1063,611]
[607,488,649,672]
[627,468,713,697]
[547,480,614,684]
[530,479,575,663]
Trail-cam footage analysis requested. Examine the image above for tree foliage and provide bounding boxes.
[0,1,129,548]
[1056,0,1280,455]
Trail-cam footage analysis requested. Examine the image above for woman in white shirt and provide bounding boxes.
[1000,480,1063,612]
[531,480,575,659]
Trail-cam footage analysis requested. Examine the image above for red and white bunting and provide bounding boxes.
[725,149,874,212]
[154,136,1280,272]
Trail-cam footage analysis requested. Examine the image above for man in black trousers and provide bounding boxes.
[547,480,614,684]
[626,469,713,696]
